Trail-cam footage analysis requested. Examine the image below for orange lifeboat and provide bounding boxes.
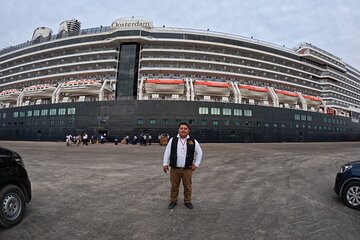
[238,85,269,101]
[0,89,21,101]
[25,84,56,97]
[62,80,102,95]
[64,79,100,87]
[275,89,299,104]
[144,79,185,94]
[303,95,322,107]
[194,81,230,96]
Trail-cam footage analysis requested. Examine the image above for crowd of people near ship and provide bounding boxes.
[65,132,170,146]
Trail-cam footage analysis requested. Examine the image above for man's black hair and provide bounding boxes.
[178,122,190,129]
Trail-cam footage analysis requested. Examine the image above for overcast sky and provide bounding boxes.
[1,0,359,69]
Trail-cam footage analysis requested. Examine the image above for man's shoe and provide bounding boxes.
[168,202,177,209]
[185,202,194,209]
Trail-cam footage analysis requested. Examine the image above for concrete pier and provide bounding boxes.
[0,141,359,240]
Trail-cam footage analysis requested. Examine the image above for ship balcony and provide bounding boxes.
[319,71,346,82]
[296,43,344,69]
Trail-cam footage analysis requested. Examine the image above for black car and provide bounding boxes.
[0,146,31,228]
[334,161,360,210]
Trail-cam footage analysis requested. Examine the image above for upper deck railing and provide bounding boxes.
[0,25,295,57]
[0,26,111,56]
[294,42,342,62]
[1,25,358,74]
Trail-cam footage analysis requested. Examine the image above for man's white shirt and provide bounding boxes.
[163,134,203,167]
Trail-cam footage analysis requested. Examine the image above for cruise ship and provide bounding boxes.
[1,17,360,142]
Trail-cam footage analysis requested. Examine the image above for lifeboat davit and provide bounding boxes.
[144,79,185,94]
[62,80,102,95]
[239,85,269,101]
[303,95,321,107]
[24,84,56,97]
[275,89,299,104]
[0,89,21,101]
[194,81,230,96]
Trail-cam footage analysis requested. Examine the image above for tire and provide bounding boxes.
[0,184,26,228]
[342,181,360,210]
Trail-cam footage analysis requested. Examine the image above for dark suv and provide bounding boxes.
[334,161,360,210]
[0,146,31,228]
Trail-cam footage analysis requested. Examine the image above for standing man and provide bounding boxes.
[163,122,203,210]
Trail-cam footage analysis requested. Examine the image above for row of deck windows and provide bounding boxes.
[135,118,348,131]
[196,109,345,125]
[294,114,312,121]
[0,116,349,132]
[323,117,346,125]
[199,107,252,117]
[11,108,76,118]
[1,119,70,127]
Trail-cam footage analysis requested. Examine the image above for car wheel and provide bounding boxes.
[0,185,26,228]
[342,181,360,210]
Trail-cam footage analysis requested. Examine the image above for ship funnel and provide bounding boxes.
[58,19,81,35]
[31,27,52,41]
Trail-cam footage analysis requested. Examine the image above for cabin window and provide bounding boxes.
[13,112,19,118]
[41,109,48,116]
[67,108,76,115]
[137,119,143,125]
[223,108,231,116]
[58,108,66,115]
[211,108,220,115]
[244,110,252,117]
[198,107,208,115]
[234,109,242,116]
[27,111,32,117]
[213,120,219,126]
[50,109,57,116]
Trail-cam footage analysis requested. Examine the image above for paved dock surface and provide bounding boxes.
[0,141,360,240]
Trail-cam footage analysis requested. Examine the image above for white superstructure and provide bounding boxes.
[0,17,359,119]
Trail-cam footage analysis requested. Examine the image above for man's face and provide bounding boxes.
[178,124,190,138]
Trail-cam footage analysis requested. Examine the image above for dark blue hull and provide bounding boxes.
[0,100,359,142]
